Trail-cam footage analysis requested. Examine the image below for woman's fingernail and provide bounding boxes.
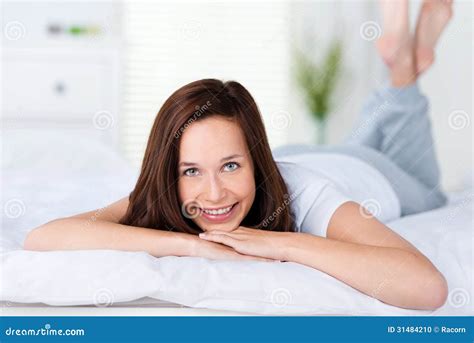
[199,233,206,238]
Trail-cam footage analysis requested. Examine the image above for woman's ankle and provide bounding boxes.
[389,78,417,89]
[389,51,418,87]
[390,75,418,88]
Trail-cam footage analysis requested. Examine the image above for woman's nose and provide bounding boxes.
[204,175,226,202]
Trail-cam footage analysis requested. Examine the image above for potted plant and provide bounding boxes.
[294,39,343,144]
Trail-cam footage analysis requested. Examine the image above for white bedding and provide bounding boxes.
[1,130,472,316]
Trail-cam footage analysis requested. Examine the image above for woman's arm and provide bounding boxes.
[285,234,447,310]
[23,217,195,258]
[199,201,448,310]
[22,196,179,254]
[284,204,448,310]
[23,196,271,262]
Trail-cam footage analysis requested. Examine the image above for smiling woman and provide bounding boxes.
[24,0,454,311]
[118,79,296,235]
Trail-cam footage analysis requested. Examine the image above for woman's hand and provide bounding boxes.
[198,226,291,261]
[189,235,274,262]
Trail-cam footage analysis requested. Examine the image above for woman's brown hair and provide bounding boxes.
[119,79,296,234]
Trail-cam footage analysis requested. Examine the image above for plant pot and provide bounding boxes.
[314,117,327,145]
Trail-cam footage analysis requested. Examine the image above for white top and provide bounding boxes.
[275,153,401,237]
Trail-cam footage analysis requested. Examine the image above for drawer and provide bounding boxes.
[2,55,115,119]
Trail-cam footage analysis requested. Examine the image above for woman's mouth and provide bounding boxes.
[200,202,239,223]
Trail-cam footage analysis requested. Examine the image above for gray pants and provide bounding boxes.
[272,82,447,217]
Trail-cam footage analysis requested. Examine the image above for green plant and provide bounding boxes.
[294,39,343,143]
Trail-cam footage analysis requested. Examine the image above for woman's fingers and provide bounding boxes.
[197,232,276,262]
[201,230,242,239]
[233,253,273,262]
[199,232,239,247]
[224,247,275,262]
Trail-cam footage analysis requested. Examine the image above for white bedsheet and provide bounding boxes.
[1,169,472,315]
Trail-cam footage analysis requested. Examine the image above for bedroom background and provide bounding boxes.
[1,0,472,317]
[1,0,472,191]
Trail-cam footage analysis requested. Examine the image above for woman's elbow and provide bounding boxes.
[412,270,448,311]
[403,251,448,311]
[396,252,449,311]
[416,271,448,311]
[23,226,44,250]
[23,220,60,251]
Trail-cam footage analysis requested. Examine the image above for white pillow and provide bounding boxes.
[2,128,130,174]
[2,192,472,316]
[0,250,428,315]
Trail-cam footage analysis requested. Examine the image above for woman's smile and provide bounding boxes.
[200,202,239,223]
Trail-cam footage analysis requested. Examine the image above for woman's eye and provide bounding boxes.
[184,168,199,176]
[223,162,240,172]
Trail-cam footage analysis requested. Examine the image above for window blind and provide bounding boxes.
[121,0,291,167]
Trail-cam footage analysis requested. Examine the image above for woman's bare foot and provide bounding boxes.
[376,0,417,87]
[415,0,453,74]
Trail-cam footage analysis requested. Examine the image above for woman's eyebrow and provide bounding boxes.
[220,154,244,162]
[179,154,243,167]
[179,162,197,167]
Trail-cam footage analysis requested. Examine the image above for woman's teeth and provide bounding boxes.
[202,205,233,215]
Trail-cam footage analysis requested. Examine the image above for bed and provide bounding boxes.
[1,128,472,316]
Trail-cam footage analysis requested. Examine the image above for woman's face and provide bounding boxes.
[177,116,256,233]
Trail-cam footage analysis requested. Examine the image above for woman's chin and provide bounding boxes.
[197,219,241,233]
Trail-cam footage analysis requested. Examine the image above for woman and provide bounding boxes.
[24,0,453,310]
